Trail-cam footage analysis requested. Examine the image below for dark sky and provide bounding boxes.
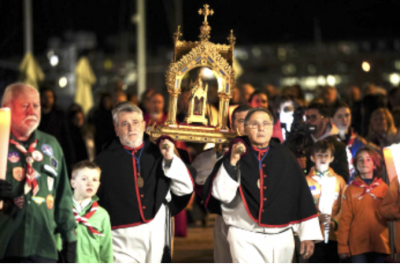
[0,0,399,58]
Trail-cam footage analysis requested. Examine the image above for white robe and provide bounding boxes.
[212,163,323,263]
[191,149,232,263]
[112,154,193,263]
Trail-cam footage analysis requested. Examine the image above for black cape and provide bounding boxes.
[95,134,195,229]
[203,136,318,227]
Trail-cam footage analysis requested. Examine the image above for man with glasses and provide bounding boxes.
[304,103,349,182]
[94,101,194,263]
[203,107,322,263]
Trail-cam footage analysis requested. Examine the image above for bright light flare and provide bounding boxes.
[50,55,59,67]
[59,77,68,88]
[361,61,370,72]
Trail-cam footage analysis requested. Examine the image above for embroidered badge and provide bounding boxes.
[41,144,54,157]
[44,164,58,177]
[46,194,54,210]
[50,157,58,170]
[13,167,25,182]
[8,152,20,163]
[32,150,43,162]
[309,186,316,190]
[47,176,54,191]
[32,196,45,206]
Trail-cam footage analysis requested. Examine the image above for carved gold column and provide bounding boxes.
[218,93,230,131]
[166,91,179,126]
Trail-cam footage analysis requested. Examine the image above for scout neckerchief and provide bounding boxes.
[10,139,39,196]
[73,201,104,236]
[351,178,383,200]
[124,143,145,188]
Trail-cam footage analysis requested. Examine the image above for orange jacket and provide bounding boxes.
[379,176,400,253]
[337,177,390,256]
[305,167,347,241]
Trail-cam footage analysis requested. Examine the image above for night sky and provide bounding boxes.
[0,0,399,58]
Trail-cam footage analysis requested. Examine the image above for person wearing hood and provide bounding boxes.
[305,103,349,183]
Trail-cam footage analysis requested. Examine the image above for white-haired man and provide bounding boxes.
[204,107,322,263]
[0,83,76,263]
[94,101,194,263]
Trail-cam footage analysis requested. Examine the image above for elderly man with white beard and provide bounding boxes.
[203,107,322,263]
[0,83,77,263]
[94,101,194,263]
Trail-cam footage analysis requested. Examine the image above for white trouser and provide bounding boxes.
[213,215,232,263]
[227,226,295,263]
[112,205,166,263]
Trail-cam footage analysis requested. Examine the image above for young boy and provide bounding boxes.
[306,140,347,263]
[70,160,113,263]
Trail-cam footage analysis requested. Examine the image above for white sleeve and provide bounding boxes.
[163,154,194,196]
[211,163,240,204]
[293,217,323,242]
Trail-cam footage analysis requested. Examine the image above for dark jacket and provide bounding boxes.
[93,106,115,155]
[39,107,75,169]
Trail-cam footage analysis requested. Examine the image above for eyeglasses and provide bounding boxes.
[247,121,273,129]
[306,114,324,122]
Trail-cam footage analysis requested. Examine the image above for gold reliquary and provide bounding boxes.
[147,4,236,144]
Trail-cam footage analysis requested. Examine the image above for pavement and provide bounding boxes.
[172,214,216,263]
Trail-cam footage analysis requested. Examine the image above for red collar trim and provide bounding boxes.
[252,146,270,153]
[123,142,144,152]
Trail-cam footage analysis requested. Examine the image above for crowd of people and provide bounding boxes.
[0,81,400,263]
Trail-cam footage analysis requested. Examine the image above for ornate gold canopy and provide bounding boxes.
[148,4,237,144]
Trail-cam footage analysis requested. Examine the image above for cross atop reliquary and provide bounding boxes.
[198,4,214,42]
[148,4,237,144]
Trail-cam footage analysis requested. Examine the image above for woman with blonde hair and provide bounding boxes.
[367,108,399,147]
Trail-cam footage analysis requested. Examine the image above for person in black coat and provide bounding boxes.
[285,103,350,183]
[203,107,322,263]
[94,101,194,263]
[38,87,75,171]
